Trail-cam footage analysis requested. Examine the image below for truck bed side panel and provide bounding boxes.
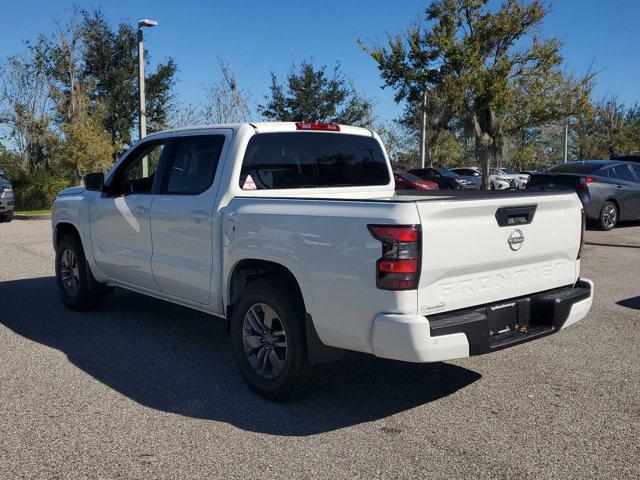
[223,198,420,353]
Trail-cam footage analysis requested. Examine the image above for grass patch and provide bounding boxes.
[15,209,51,215]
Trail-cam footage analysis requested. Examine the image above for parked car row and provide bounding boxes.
[394,158,640,230]
[394,166,529,192]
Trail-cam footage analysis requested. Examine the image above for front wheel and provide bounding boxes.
[0,211,12,222]
[55,234,107,310]
[230,278,318,400]
[598,201,618,231]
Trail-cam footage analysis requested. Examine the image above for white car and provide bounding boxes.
[492,168,530,189]
[451,167,512,190]
[52,122,593,400]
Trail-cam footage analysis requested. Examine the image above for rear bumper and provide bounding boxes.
[372,279,594,363]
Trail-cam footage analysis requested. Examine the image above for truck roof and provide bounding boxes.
[146,122,374,138]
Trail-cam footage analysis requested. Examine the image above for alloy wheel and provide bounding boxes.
[60,248,80,299]
[242,303,288,379]
[602,204,617,230]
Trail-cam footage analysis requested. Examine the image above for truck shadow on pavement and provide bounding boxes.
[618,296,640,311]
[0,276,481,436]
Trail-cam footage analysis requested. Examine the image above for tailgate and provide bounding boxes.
[415,192,582,315]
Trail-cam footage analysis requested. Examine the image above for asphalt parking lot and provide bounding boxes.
[0,220,638,479]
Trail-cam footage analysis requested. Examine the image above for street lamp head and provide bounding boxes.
[138,19,158,28]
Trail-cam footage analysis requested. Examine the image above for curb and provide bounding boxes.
[14,214,52,220]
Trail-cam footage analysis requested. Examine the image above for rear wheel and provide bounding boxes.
[0,211,12,222]
[55,234,107,310]
[598,201,618,231]
[230,278,318,401]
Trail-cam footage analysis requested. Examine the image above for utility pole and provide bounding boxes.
[420,89,427,168]
[563,121,569,163]
[137,19,158,176]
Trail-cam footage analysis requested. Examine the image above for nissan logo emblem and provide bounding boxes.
[508,229,525,251]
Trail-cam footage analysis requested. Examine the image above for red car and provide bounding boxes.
[394,171,439,190]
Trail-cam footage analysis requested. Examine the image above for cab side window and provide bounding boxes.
[112,142,166,195]
[163,136,225,195]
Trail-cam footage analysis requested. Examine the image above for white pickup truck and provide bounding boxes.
[52,122,594,399]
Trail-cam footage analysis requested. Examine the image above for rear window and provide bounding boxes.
[548,163,604,174]
[239,133,390,190]
[399,172,424,182]
[438,169,459,178]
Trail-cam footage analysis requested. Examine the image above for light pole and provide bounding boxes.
[137,18,158,175]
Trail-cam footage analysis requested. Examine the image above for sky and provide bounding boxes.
[2,0,640,124]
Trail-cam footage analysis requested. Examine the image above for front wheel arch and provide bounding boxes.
[54,222,81,251]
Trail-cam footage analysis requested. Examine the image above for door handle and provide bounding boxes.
[189,210,210,220]
[133,205,150,214]
[615,184,623,188]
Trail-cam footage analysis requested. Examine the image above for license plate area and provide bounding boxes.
[487,302,518,335]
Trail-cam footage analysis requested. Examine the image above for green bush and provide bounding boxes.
[11,171,70,211]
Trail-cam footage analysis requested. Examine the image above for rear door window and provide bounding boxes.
[239,133,390,190]
[163,136,225,195]
[630,163,640,182]
[611,164,636,183]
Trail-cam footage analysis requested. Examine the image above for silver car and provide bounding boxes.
[0,167,14,222]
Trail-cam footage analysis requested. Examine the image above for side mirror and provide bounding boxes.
[83,172,104,191]
[0,167,5,177]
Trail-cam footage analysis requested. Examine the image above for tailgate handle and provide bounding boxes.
[495,205,537,227]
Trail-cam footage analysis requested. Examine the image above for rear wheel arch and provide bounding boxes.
[227,259,306,319]
[226,258,342,366]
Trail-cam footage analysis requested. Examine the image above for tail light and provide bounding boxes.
[418,182,438,190]
[579,177,597,189]
[295,122,340,132]
[368,225,421,290]
[578,209,586,259]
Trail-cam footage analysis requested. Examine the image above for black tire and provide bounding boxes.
[230,278,318,401]
[598,201,618,231]
[55,233,107,311]
[0,211,12,222]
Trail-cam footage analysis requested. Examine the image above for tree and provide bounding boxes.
[29,7,86,124]
[361,0,592,188]
[260,60,374,127]
[53,113,114,180]
[572,97,640,160]
[359,25,446,168]
[203,57,252,124]
[0,54,54,172]
[80,8,177,153]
